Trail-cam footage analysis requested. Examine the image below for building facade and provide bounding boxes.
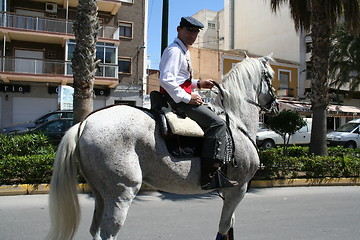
[0,0,147,127]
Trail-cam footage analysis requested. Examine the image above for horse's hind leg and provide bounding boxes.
[90,185,105,238]
[98,183,141,240]
[95,156,142,240]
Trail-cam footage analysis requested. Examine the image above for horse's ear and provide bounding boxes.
[243,51,249,59]
[262,53,274,63]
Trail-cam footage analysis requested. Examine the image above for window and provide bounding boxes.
[119,22,133,38]
[66,40,118,78]
[306,63,312,79]
[208,21,216,29]
[279,70,290,89]
[118,58,131,74]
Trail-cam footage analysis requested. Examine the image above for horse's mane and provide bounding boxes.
[211,57,274,125]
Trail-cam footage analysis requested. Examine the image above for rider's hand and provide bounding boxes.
[188,93,203,105]
[199,79,214,89]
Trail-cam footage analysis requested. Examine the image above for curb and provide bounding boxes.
[1,178,360,196]
[250,177,360,188]
[0,183,156,196]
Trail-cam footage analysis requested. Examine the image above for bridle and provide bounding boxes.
[247,61,278,114]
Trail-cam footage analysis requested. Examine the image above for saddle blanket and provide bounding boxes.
[161,107,204,137]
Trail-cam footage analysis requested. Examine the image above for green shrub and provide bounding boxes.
[258,146,360,179]
[0,133,55,156]
[0,133,86,185]
[0,154,55,185]
[0,133,56,185]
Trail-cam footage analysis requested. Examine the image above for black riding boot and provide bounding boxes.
[200,159,238,190]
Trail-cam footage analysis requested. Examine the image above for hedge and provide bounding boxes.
[0,133,56,185]
[258,146,360,179]
[1,133,360,185]
[0,154,55,185]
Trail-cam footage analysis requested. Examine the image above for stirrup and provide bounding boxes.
[201,170,238,190]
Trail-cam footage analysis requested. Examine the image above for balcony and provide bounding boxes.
[30,0,123,15]
[0,12,119,44]
[0,56,119,87]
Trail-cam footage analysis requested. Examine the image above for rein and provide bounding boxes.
[211,81,237,167]
[210,63,276,161]
[211,81,261,167]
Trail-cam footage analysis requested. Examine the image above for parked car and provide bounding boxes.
[1,110,73,134]
[12,118,74,145]
[256,118,312,149]
[327,119,360,148]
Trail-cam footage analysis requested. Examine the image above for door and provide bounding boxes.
[15,49,44,74]
[12,97,57,124]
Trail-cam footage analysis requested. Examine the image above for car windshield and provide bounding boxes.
[258,123,269,131]
[336,123,359,132]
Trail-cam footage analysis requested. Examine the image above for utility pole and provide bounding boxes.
[161,0,169,55]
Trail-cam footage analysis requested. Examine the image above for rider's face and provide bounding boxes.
[177,26,200,47]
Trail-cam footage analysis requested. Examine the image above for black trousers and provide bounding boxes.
[170,101,227,162]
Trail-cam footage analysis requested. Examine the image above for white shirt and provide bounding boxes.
[159,38,198,103]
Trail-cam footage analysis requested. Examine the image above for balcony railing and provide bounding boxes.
[0,12,119,39]
[0,56,118,79]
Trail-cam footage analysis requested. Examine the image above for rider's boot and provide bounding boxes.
[200,159,238,190]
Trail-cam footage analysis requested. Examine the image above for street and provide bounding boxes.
[1,186,359,240]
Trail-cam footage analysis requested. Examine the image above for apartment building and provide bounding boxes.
[0,0,147,127]
[190,7,301,100]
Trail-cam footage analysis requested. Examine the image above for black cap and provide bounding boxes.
[180,17,204,29]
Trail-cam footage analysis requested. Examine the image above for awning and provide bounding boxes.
[278,100,360,117]
[327,104,360,117]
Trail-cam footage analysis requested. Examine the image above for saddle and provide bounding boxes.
[150,91,203,158]
[150,91,234,163]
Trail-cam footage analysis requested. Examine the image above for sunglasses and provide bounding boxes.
[185,27,200,33]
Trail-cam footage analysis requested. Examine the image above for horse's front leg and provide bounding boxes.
[215,182,248,240]
[216,227,234,240]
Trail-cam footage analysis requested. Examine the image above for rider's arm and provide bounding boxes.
[159,46,191,103]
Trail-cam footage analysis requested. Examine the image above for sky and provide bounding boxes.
[147,0,224,69]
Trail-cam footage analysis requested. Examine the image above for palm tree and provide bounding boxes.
[329,23,360,92]
[72,0,100,123]
[269,0,360,155]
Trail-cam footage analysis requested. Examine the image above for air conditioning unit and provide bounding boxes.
[45,3,57,13]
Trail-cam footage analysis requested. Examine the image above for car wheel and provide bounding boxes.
[261,139,275,149]
[345,141,356,149]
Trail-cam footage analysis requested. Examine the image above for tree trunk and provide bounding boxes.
[308,0,330,156]
[72,0,100,124]
[310,105,328,155]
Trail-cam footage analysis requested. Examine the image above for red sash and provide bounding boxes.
[160,79,192,95]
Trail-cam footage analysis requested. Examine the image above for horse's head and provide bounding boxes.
[213,54,279,117]
[256,55,279,114]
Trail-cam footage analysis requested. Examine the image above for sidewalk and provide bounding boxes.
[1,177,360,195]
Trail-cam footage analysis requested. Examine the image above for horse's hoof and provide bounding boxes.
[215,232,227,240]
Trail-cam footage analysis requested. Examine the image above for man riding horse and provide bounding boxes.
[159,16,238,190]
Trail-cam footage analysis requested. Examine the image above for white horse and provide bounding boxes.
[47,56,277,240]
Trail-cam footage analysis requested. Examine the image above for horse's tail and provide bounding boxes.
[46,122,83,240]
